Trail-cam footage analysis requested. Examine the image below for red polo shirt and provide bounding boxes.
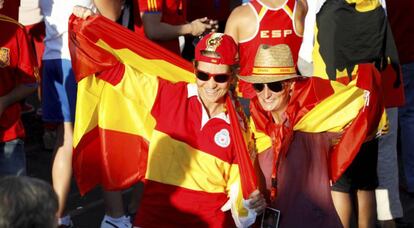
[0,15,38,142]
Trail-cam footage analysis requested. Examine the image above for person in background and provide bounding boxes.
[387,0,414,199]
[225,0,307,99]
[39,0,126,227]
[0,176,59,228]
[133,0,218,55]
[0,0,38,177]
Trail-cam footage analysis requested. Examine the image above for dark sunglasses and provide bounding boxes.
[253,81,284,93]
[195,70,231,83]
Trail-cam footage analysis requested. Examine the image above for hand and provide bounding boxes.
[189,17,218,36]
[247,190,266,214]
[73,5,95,19]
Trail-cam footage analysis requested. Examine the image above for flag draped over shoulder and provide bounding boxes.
[251,64,386,183]
[69,15,257,197]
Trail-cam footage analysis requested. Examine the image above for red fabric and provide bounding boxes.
[151,80,237,163]
[135,180,235,228]
[272,132,342,228]
[0,16,37,142]
[69,15,258,200]
[0,0,20,20]
[133,0,187,54]
[381,63,405,107]
[226,96,257,199]
[68,14,193,82]
[73,126,149,194]
[194,33,237,65]
[250,77,334,198]
[386,0,414,64]
[330,64,384,182]
[238,0,302,98]
[24,21,45,71]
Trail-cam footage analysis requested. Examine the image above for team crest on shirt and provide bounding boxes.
[214,129,230,148]
[0,47,10,68]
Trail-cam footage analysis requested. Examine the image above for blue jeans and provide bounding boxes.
[0,139,26,176]
[399,62,414,192]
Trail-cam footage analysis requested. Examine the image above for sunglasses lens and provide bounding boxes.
[196,71,210,81]
[214,74,230,83]
[268,82,283,92]
[253,83,265,92]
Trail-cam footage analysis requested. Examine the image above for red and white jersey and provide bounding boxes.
[238,0,302,98]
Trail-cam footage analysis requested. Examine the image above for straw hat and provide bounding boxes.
[238,44,298,83]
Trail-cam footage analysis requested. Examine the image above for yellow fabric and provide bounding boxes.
[249,117,272,153]
[146,130,242,194]
[283,4,293,18]
[258,7,267,21]
[345,0,381,12]
[312,26,359,80]
[294,79,364,132]
[73,65,159,147]
[73,39,195,147]
[96,40,195,84]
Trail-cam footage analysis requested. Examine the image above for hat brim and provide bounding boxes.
[237,74,298,83]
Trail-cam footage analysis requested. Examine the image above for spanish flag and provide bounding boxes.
[69,14,257,199]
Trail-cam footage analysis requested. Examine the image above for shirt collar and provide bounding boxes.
[187,84,230,128]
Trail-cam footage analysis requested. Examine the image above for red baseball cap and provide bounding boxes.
[195,33,237,65]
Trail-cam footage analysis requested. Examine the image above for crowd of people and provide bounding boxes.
[0,0,413,228]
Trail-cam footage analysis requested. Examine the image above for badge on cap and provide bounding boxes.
[214,129,230,148]
[205,33,223,52]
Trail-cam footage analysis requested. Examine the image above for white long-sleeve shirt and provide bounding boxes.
[40,0,95,60]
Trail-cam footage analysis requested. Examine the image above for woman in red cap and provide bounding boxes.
[72,6,266,228]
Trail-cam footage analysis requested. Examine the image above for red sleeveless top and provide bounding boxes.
[238,0,302,98]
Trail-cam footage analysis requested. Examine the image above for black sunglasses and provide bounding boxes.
[253,81,284,93]
[195,70,231,83]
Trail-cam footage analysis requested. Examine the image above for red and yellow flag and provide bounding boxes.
[69,15,257,197]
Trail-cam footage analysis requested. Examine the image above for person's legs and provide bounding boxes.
[0,139,26,176]
[376,108,403,224]
[101,191,132,228]
[356,190,376,228]
[52,122,73,218]
[331,191,352,228]
[42,59,77,225]
[399,62,414,193]
[103,190,125,218]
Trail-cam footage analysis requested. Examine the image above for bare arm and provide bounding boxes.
[294,0,308,36]
[141,13,217,41]
[224,5,256,43]
[0,84,37,116]
[93,0,123,21]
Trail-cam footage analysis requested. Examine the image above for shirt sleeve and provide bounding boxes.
[16,26,38,85]
[138,0,163,13]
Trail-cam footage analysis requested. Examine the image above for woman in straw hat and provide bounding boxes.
[239,43,343,228]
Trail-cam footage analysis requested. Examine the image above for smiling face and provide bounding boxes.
[256,81,292,115]
[195,61,232,109]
